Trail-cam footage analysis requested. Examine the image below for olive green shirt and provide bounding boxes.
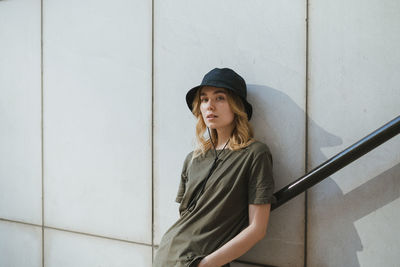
[153,141,276,267]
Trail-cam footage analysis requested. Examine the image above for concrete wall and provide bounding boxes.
[154,1,306,266]
[308,1,400,266]
[0,0,399,267]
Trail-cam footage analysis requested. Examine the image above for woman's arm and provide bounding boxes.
[198,203,271,267]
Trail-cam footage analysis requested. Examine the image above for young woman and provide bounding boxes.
[153,68,276,267]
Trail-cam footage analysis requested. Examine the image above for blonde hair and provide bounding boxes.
[191,87,254,159]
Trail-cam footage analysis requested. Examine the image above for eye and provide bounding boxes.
[216,95,225,101]
[200,97,208,103]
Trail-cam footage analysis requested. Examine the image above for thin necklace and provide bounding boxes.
[186,129,230,212]
[207,127,230,161]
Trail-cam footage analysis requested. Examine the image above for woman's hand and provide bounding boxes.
[197,256,214,267]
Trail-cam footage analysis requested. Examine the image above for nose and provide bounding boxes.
[205,99,215,110]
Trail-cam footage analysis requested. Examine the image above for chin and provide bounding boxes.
[206,123,217,129]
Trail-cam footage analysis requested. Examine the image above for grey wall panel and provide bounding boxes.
[45,228,152,267]
[0,221,42,267]
[43,0,152,243]
[0,0,42,225]
[308,0,400,266]
[154,1,306,266]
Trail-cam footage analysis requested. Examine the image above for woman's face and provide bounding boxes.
[199,86,235,130]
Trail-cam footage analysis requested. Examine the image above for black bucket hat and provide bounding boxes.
[185,68,253,120]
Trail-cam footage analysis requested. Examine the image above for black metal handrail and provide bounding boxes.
[271,115,400,211]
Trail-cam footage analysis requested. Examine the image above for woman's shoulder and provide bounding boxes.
[244,140,272,156]
[183,140,272,162]
[183,150,194,162]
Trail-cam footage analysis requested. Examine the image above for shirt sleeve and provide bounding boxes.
[248,150,277,204]
[175,152,192,203]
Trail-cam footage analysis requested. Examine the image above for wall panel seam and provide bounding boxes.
[151,0,155,263]
[41,0,45,266]
[304,0,310,266]
[0,218,152,247]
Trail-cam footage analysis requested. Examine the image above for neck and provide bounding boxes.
[215,125,234,149]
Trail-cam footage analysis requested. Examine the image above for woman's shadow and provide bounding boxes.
[234,84,400,267]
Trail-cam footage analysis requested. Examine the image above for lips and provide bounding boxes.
[206,114,218,119]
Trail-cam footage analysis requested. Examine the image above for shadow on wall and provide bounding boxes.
[244,84,400,267]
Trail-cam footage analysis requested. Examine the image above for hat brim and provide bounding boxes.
[185,84,253,121]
